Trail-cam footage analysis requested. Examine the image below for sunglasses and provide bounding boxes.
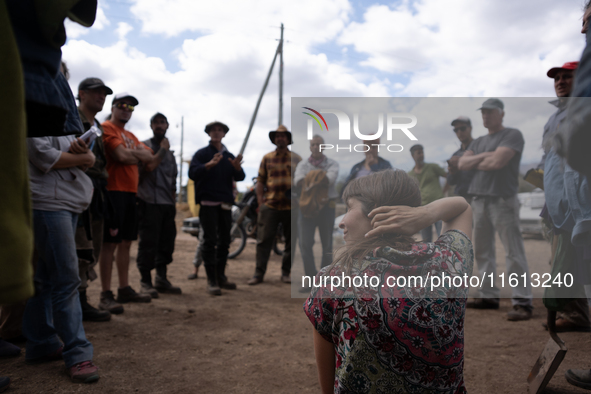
[114,102,135,112]
[453,126,468,133]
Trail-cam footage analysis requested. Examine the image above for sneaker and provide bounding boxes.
[140,281,159,299]
[565,369,591,390]
[207,284,222,296]
[0,376,9,393]
[25,346,63,365]
[117,286,152,303]
[80,290,111,322]
[99,291,124,314]
[154,276,182,294]
[466,298,500,309]
[0,339,21,358]
[507,305,532,321]
[69,361,99,383]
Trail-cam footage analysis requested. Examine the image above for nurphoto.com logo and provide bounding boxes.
[302,107,418,153]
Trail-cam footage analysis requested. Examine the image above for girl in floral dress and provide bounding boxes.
[304,169,473,394]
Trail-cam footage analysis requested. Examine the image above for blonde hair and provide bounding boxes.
[333,169,421,273]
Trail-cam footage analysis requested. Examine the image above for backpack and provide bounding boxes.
[299,169,329,218]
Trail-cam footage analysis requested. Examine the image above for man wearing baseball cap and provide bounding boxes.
[459,98,533,321]
[248,125,301,285]
[98,93,163,312]
[538,62,578,170]
[538,61,591,334]
[447,116,475,201]
[188,121,244,295]
[74,78,114,322]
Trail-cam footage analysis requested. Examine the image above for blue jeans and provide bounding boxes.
[298,204,336,277]
[420,221,442,242]
[23,210,93,368]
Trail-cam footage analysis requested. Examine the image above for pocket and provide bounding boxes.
[501,195,519,210]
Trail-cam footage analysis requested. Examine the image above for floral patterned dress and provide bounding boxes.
[304,230,473,394]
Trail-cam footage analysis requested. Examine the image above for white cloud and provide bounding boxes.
[130,0,351,47]
[116,22,133,40]
[338,0,586,97]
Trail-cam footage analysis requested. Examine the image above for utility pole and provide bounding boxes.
[178,116,184,203]
[278,23,284,126]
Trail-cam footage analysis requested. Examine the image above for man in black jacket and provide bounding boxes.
[188,121,245,295]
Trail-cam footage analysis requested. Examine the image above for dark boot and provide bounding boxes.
[216,260,236,290]
[204,264,221,296]
[154,264,181,294]
[79,290,111,322]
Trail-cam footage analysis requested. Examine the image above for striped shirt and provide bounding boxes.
[258,149,301,210]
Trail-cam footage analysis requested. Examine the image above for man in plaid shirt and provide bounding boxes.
[248,125,301,285]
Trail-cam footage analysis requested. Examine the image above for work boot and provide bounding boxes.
[247,276,263,285]
[99,291,124,314]
[507,305,532,321]
[116,286,151,303]
[565,369,591,390]
[466,298,500,309]
[154,276,182,294]
[204,264,221,295]
[79,290,111,322]
[219,279,237,290]
[140,281,159,299]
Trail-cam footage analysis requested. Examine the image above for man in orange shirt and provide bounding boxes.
[98,93,169,314]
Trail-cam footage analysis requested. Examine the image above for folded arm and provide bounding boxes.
[475,147,516,171]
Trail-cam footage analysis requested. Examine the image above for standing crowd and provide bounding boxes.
[2,0,591,392]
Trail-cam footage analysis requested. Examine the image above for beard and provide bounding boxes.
[153,132,165,142]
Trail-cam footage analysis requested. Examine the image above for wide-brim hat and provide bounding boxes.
[204,121,229,134]
[269,125,292,145]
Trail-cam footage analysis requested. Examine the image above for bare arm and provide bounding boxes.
[475,146,516,171]
[366,196,472,239]
[313,329,335,394]
[111,144,140,165]
[458,150,493,171]
[143,148,168,172]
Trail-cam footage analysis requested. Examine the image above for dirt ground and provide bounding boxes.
[2,210,591,393]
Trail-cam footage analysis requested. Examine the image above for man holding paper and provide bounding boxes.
[75,78,113,322]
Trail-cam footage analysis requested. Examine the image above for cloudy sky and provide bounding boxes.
[62,0,588,190]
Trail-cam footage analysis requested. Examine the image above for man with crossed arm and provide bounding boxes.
[459,98,533,321]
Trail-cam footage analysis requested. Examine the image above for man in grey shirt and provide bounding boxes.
[459,98,533,321]
[136,113,181,296]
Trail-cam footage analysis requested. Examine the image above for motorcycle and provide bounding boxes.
[232,178,284,257]
[181,179,284,259]
[181,205,247,259]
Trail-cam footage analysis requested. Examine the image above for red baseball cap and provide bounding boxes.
[547,61,579,78]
